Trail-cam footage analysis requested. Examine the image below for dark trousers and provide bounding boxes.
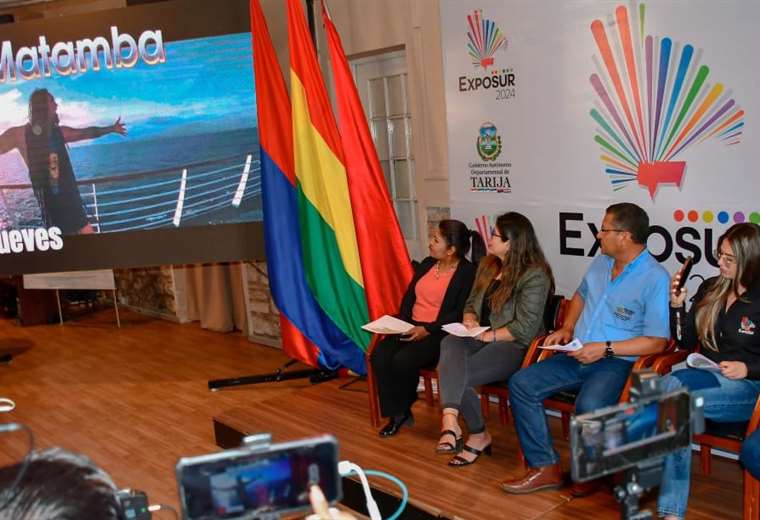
[370,333,443,418]
[438,336,526,433]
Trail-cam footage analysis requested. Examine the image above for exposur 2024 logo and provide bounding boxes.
[466,9,507,70]
[458,9,515,98]
[590,3,745,199]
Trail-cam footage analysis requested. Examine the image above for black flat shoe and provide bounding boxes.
[378,411,414,437]
[435,429,464,454]
[448,443,493,467]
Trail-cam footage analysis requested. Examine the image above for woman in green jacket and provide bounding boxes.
[435,212,554,466]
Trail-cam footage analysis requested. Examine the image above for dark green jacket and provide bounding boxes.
[464,266,551,347]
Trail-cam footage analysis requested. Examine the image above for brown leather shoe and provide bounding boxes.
[500,463,563,494]
[568,477,604,497]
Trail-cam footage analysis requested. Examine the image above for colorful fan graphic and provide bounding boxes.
[590,4,745,198]
[466,9,507,69]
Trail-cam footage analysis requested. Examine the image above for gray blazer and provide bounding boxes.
[464,266,551,348]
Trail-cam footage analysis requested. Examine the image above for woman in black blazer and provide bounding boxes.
[370,219,483,437]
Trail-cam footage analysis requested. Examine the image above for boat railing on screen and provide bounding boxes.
[0,152,260,233]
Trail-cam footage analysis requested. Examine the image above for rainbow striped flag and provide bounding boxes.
[287,0,370,369]
[251,0,365,373]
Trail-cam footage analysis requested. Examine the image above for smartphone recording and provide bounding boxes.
[176,435,341,519]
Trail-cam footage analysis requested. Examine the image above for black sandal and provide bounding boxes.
[435,429,464,454]
[448,443,493,467]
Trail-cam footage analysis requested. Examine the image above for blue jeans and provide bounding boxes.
[657,371,760,519]
[742,429,760,480]
[508,354,633,467]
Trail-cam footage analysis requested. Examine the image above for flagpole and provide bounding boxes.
[306,0,317,44]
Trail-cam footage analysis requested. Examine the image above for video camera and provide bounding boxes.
[175,433,341,520]
[570,371,705,520]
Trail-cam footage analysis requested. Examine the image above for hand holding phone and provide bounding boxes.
[671,256,693,306]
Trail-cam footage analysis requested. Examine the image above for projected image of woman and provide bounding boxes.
[370,220,483,437]
[0,89,126,234]
[658,223,760,520]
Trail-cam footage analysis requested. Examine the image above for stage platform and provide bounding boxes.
[213,379,742,520]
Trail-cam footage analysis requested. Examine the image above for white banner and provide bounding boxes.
[441,0,757,296]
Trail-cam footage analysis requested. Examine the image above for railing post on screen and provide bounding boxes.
[0,189,8,224]
[90,183,101,233]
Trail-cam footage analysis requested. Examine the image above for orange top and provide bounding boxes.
[412,266,455,323]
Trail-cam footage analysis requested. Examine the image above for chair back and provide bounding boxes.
[543,294,565,332]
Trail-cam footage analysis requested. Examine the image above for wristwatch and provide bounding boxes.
[604,340,615,358]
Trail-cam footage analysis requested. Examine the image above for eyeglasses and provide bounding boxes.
[599,228,624,233]
[714,250,736,265]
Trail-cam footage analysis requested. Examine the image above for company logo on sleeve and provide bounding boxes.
[589,3,745,199]
[740,317,756,336]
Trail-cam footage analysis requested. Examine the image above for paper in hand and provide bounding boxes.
[539,338,584,352]
[362,315,414,334]
[686,353,722,373]
[442,323,490,338]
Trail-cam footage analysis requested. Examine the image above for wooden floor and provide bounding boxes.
[0,309,744,519]
[214,379,743,520]
[0,309,312,508]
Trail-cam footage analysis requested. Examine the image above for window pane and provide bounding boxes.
[390,117,408,158]
[372,119,390,160]
[393,160,410,199]
[387,75,405,116]
[395,200,416,239]
[369,78,386,117]
[380,160,392,193]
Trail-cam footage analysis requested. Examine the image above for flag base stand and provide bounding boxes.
[207,359,338,391]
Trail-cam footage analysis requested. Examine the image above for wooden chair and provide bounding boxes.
[744,399,760,520]
[366,335,383,427]
[478,294,568,426]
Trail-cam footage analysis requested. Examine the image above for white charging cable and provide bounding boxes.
[305,460,381,520]
[338,460,381,520]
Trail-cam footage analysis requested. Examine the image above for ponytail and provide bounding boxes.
[469,229,486,265]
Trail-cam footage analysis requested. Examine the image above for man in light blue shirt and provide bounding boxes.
[501,203,670,495]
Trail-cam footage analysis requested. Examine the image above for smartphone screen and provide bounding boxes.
[571,390,691,482]
[176,436,341,519]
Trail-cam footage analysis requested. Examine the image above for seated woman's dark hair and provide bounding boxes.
[438,219,485,264]
[473,212,554,311]
[0,448,125,520]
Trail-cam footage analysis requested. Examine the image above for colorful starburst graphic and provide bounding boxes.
[590,4,745,198]
[466,9,507,69]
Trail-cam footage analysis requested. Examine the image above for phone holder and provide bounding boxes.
[241,433,272,451]
[239,433,285,520]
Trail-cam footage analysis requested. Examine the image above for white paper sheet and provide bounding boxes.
[539,338,584,352]
[442,323,490,338]
[686,353,722,373]
[361,315,415,334]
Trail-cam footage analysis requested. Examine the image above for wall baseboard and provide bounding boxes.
[119,303,180,323]
[247,334,282,349]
